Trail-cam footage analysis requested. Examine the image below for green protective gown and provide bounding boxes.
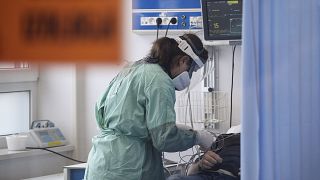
[84,62,197,180]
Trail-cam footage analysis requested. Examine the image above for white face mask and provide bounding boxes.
[172,71,191,91]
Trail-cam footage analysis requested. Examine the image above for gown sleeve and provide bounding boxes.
[145,84,197,152]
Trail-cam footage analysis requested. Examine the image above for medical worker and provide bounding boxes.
[84,33,215,180]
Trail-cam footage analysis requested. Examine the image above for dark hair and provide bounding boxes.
[149,33,208,75]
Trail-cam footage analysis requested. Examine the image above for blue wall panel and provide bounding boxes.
[133,0,201,9]
[132,12,202,31]
[132,0,202,32]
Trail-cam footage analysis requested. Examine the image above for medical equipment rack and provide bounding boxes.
[175,91,228,132]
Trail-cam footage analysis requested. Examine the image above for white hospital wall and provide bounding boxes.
[37,64,77,151]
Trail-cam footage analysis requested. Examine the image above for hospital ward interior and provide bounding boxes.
[0,0,319,180]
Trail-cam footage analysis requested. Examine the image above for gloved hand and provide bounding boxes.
[195,130,215,151]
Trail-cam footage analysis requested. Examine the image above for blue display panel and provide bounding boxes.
[70,169,85,180]
[132,12,202,31]
[133,0,201,9]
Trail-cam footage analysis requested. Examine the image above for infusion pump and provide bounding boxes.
[27,127,68,148]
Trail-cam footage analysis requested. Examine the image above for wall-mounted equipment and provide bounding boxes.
[202,0,243,41]
[132,0,203,34]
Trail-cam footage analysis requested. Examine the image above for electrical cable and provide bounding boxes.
[179,154,194,163]
[164,22,171,37]
[214,133,239,144]
[185,152,202,175]
[229,45,237,128]
[165,18,177,37]
[26,147,86,163]
[187,92,194,129]
[176,146,202,175]
[0,134,13,136]
[156,18,162,40]
[186,146,202,175]
[209,46,215,89]
[163,166,172,176]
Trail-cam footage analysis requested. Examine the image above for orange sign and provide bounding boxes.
[0,0,122,63]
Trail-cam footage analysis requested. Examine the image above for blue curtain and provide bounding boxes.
[242,0,320,179]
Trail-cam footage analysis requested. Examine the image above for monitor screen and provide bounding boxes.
[202,0,242,40]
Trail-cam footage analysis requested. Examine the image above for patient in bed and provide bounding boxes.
[167,125,241,180]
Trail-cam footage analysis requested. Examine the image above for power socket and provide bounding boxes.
[190,16,203,28]
[140,16,178,26]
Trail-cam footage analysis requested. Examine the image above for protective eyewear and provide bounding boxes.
[175,37,205,71]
